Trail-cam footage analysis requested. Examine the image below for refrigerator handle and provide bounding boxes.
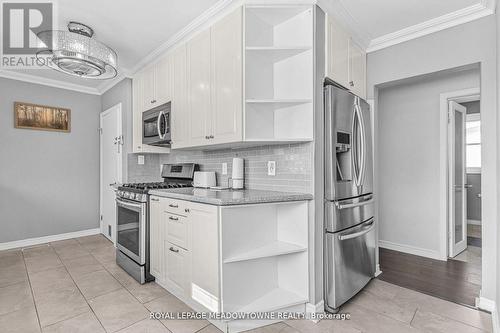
[336,195,374,210]
[338,218,375,241]
[351,105,359,186]
[355,101,367,186]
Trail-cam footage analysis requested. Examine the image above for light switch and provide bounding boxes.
[138,155,145,165]
[222,163,228,175]
[268,161,276,176]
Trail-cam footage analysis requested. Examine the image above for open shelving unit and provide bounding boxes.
[244,5,314,142]
[220,201,309,313]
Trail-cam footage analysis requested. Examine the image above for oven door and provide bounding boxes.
[116,197,146,265]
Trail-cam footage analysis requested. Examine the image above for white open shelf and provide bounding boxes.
[220,201,309,313]
[223,241,307,264]
[236,288,307,313]
[245,46,311,62]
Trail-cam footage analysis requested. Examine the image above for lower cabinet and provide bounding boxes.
[165,241,190,295]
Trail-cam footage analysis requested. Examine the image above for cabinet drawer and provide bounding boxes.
[165,242,190,294]
[164,199,189,216]
[166,213,189,250]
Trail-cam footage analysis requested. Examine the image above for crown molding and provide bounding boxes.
[96,71,133,94]
[366,2,495,53]
[130,0,238,75]
[0,70,101,95]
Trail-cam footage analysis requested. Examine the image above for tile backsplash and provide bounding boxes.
[127,143,313,193]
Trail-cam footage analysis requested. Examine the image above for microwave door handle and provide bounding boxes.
[338,218,375,241]
[157,111,166,140]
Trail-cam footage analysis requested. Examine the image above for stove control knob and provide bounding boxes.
[124,192,130,199]
[131,193,136,200]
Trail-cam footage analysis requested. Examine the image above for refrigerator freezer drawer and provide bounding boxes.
[325,194,374,233]
[324,219,376,312]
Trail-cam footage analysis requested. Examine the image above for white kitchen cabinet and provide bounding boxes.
[171,45,190,149]
[326,17,349,89]
[165,241,190,295]
[348,39,366,99]
[210,7,243,145]
[132,73,144,152]
[155,54,172,106]
[187,28,212,147]
[325,15,367,100]
[141,64,156,111]
[149,197,163,279]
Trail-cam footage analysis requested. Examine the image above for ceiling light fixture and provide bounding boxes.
[36,22,117,80]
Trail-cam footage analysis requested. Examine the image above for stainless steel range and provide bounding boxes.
[115,163,197,283]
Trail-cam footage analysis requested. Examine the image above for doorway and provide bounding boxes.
[100,103,123,244]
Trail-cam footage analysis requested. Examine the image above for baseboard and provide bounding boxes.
[306,300,324,323]
[375,264,382,277]
[492,304,499,333]
[0,228,101,251]
[477,296,496,312]
[467,219,481,226]
[379,240,445,261]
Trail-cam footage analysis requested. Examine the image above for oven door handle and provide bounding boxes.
[115,197,143,209]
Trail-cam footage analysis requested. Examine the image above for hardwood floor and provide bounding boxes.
[378,248,481,307]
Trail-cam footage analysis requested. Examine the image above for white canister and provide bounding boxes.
[231,157,244,189]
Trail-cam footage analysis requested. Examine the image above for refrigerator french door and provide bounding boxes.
[324,83,376,313]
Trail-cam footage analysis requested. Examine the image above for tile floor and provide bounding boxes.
[0,234,492,333]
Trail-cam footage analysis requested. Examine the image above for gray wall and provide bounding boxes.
[466,173,481,221]
[377,68,479,255]
[0,77,101,243]
[101,78,133,182]
[128,143,313,194]
[368,15,497,301]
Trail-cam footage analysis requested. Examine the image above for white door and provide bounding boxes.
[100,103,123,243]
[448,101,467,257]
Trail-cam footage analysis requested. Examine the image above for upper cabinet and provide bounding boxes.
[325,15,367,100]
[133,5,315,151]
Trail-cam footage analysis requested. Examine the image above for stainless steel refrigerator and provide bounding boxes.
[324,83,376,313]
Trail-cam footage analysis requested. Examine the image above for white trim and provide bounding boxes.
[379,240,445,261]
[477,296,496,312]
[375,264,382,277]
[466,113,481,122]
[492,303,500,333]
[439,88,481,260]
[366,2,494,53]
[96,72,133,94]
[467,219,481,226]
[467,167,482,174]
[0,70,101,95]
[0,228,101,251]
[306,300,324,323]
[191,283,219,313]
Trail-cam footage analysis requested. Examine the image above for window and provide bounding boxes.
[466,113,481,173]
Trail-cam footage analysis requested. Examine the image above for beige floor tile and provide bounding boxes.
[244,322,300,333]
[22,245,54,258]
[73,269,122,300]
[62,254,104,277]
[77,235,114,252]
[364,278,402,299]
[35,284,90,327]
[144,294,209,333]
[127,282,170,304]
[50,239,80,248]
[350,289,417,323]
[41,311,105,333]
[411,310,486,333]
[29,267,74,296]
[107,265,143,289]
[117,318,171,333]
[196,325,223,333]
[0,281,34,316]
[91,246,116,264]
[395,286,492,332]
[25,253,63,274]
[286,318,361,333]
[342,302,419,333]
[52,244,89,260]
[89,288,149,333]
[0,250,24,266]
[0,260,28,288]
[0,305,40,333]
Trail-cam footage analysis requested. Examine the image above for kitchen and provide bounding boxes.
[0,1,499,333]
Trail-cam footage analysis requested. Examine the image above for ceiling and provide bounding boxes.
[0,0,495,94]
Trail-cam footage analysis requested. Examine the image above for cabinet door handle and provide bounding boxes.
[150,198,159,202]
[169,216,179,221]
[349,81,354,87]
[169,247,179,253]
[205,135,210,139]
[168,203,178,208]
[184,208,190,213]
[151,99,157,104]
[209,135,214,139]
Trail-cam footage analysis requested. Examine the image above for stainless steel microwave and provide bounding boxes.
[142,102,171,146]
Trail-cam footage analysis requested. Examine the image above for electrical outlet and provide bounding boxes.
[138,155,144,165]
[222,163,228,175]
[268,161,276,176]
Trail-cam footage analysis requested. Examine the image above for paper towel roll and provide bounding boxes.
[231,157,244,189]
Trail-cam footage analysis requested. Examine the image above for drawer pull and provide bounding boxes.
[184,208,190,213]
[169,203,178,208]
[169,216,179,221]
[150,198,159,202]
[169,247,179,253]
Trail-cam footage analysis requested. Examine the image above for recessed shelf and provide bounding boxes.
[224,241,307,264]
[246,99,312,106]
[236,288,307,313]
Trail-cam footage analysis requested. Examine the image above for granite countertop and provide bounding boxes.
[148,187,313,206]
